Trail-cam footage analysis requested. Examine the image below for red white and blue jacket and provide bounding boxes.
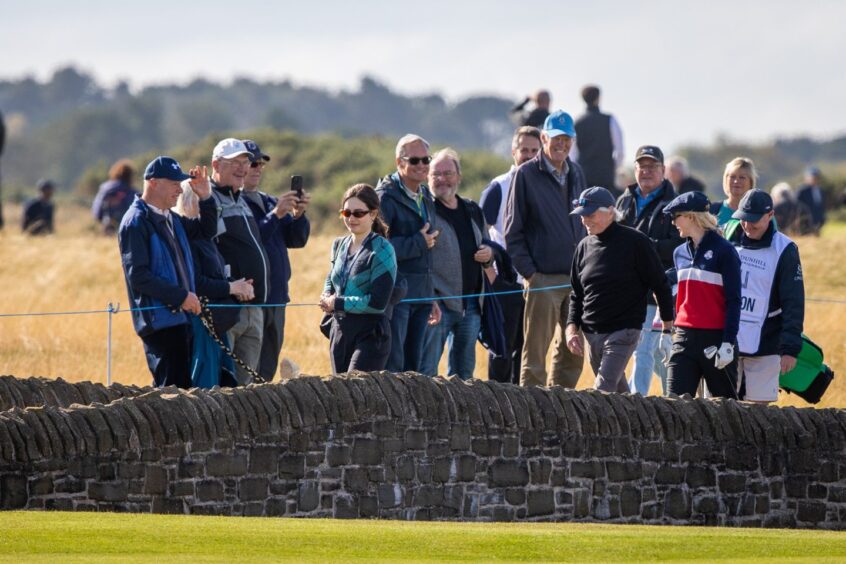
[672,229,742,343]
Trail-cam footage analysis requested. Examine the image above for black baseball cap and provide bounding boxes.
[732,189,773,222]
[635,145,664,164]
[664,191,710,215]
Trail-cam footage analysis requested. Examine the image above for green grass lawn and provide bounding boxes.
[1,512,846,562]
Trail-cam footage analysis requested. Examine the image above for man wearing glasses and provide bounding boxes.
[376,134,440,373]
[504,111,587,388]
[240,139,311,382]
[209,138,271,385]
[616,145,683,396]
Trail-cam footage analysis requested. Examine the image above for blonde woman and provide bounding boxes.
[663,191,742,399]
[709,157,758,226]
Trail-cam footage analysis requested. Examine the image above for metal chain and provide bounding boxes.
[197,297,266,384]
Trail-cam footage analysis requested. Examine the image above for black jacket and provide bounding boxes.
[504,154,587,279]
[616,179,683,271]
[728,224,804,357]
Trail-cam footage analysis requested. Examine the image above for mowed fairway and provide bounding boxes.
[2,512,846,562]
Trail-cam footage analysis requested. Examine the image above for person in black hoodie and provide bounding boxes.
[209,138,270,385]
[616,145,683,395]
[566,188,674,392]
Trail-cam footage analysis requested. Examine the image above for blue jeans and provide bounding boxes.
[420,299,481,380]
[386,301,432,373]
[628,304,668,395]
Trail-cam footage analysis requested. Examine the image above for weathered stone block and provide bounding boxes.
[505,488,526,506]
[654,464,685,485]
[685,466,716,488]
[144,465,168,495]
[378,483,401,508]
[352,438,382,465]
[240,478,269,501]
[620,485,641,517]
[455,455,476,482]
[326,445,350,467]
[797,500,826,523]
[28,476,53,496]
[405,429,427,450]
[527,489,554,516]
[196,480,224,502]
[694,495,719,516]
[606,461,642,482]
[489,460,529,487]
[297,482,319,512]
[279,454,305,479]
[249,446,279,474]
[89,481,128,502]
[570,461,604,480]
[530,459,552,485]
[1,475,28,509]
[206,453,247,477]
[344,468,369,493]
[664,488,690,519]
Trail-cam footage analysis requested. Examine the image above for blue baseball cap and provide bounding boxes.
[242,139,271,163]
[732,189,773,222]
[144,156,191,181]
[571,186,616,216]
[664,191,710,215]
[542,110,576,138]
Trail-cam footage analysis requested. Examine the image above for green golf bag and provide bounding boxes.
[779,334,834,404]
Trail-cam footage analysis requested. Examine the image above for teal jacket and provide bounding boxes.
[324,233,397,314]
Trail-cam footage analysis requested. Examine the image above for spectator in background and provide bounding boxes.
[420,148,492,380]
[0,110,5,229]
[709,157,758,226]
[320,184,397,374]
[663,191,742,399]
[665,155,706,194]
[616,146,682,395]
[572,85,624,197]
[504,110,587,388]
[174,172,254,388]
[209,138,271,385]
[510,90,551,128]
[92,159,140,235]
[240,139,311,382]
[376,134,439,373]
[728,189,804,404]
[118,156,216,388]
[771,182,813,237]
[22,179,55,235]
[566,187,674,392]
[479,126,541,383]
[797,166,826,235]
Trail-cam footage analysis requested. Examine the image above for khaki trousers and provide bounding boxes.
[519,273,583,387]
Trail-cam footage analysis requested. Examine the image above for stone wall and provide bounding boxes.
[1,372,845,528]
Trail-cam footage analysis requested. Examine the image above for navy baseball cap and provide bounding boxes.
[242,139,271,163]
[635,145,664,164]
[732,189,773,222]
[144,156,191,181]
[543,110,576,138]
[571,186,616,216]
[664,191,710,215]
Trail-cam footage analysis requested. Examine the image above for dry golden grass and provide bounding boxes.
[1,203,844,408]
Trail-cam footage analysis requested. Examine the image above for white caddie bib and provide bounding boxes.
[735,232,791,354]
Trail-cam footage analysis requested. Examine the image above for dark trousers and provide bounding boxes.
[386,301,431,373]
[257,305,286,381]
[488,287,525,384]
[330,314,391,373]
[666,327,738,399]
[141,324,193,389]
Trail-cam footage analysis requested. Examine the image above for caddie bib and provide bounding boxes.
[735,231,791,354]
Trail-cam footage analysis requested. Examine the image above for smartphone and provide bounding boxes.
[290,175,303,199]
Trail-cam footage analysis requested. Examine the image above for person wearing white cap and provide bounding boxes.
[209,137,271,385]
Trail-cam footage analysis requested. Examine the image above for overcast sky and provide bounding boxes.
[2,0,843,159]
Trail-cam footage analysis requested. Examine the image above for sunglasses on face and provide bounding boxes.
[339,209,372,219]
[250,161,266,169]
[401,156,432,165]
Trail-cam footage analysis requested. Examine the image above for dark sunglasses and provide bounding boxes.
[339,209,372,219]
[250,161,266,169]
[401,156,432,165]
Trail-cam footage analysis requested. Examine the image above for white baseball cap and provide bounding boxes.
[212,138,251,160]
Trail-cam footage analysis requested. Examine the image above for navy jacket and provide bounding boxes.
[118,196,216,337]
[376,173,436,300]
[616,179,683,271]
[503,154,587,279]
[243,191,310,304]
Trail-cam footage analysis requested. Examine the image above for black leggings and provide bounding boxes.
[329,313,391,373]
[666,327,738,399]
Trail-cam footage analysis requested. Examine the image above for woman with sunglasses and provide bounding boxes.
[319,184,398,373]
[663,191,742,399]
